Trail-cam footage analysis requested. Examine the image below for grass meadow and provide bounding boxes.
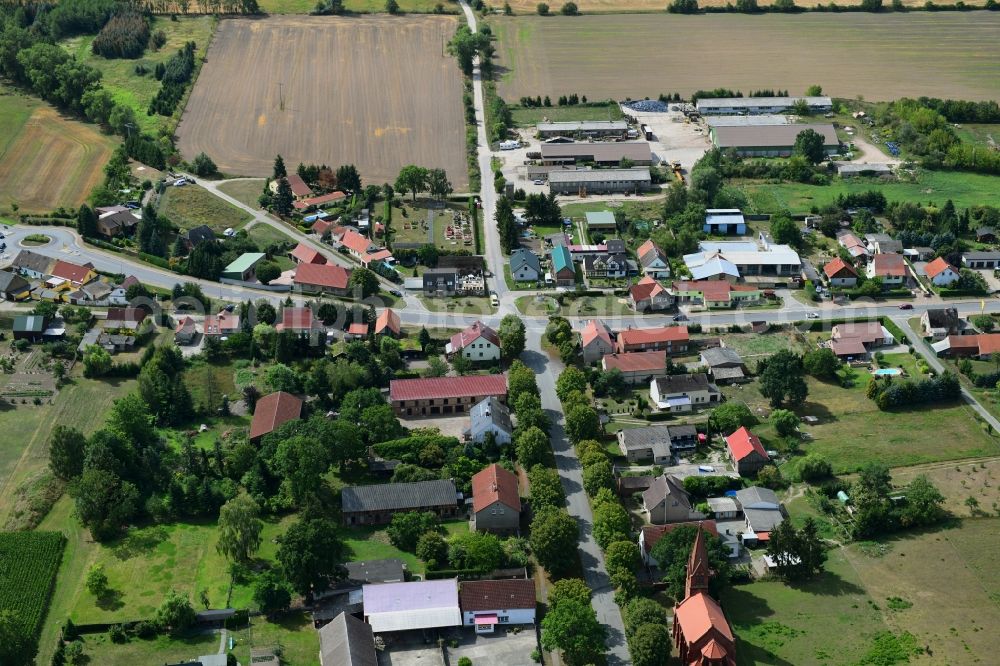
[158,184,253,233]
[218,179,267,208]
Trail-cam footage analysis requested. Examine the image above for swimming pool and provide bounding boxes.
[873,368,902,376]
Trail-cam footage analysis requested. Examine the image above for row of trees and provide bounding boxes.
[865,371,961,410]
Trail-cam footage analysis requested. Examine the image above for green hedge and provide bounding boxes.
[939,288,990,298]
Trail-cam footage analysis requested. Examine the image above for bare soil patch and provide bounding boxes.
[492,13,1000,102]
[177,16,468,188]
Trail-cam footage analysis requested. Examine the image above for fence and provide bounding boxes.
[218,277,290,292]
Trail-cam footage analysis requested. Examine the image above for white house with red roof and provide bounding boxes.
[459,579,535,632]
[823,258,858,287]
[924,256,959,287]
[50,260,96,287]
[447,321,501,362]
[617,325,689,354]
[293,263,351,296]
[725,426,770,476]
[636,239,670,280]
[581,319,615,364]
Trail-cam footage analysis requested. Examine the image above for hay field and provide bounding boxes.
[492,13,1000,102]
[0,89,117,214]
[177,16,468,188]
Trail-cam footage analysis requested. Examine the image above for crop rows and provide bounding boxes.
[0,531,66,642]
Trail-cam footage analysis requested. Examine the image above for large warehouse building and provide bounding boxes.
[549,167,652,195]
[540,141,653,166]
[696,96,833,115]
[537,120,628,139]
[709,123,839,157]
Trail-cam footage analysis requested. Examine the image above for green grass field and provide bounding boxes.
[60,16,217,135]
[78,631,219,666]
[158,184,253,233]
[740,169,1000,214]
[0,375,136,528]
[510,102,623,127]
[722,367,998,474]
[721,547,891,665]
[218,179,267,208]
[954,123,1000,151]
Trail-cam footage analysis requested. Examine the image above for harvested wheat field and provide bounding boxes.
[502,0,962,11]
[493,13,1000,102]
[178,16,468,188]
[0,91,118,214]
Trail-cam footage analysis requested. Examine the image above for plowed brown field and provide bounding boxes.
[177,16,468,188]
[0,96,117,214]
[493,13,1000,102]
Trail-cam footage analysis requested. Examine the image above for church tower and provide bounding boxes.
[685,523,712,598]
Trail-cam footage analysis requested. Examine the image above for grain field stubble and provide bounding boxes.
[177,16,468,188]
[493,13,1000,103]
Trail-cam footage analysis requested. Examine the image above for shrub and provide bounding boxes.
[536,2,550,13]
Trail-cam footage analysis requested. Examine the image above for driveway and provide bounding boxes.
[378,638,445,666]
[446,628,538,666]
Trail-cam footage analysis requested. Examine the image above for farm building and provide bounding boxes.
[342,479,459,526]
[548,167,651,195]
[649,373,720,412]
[705,114,791,127]
[539,142,652,166]
[470,463,520,534]
[318,611,376,666]
[222,253,266,281]
[686,238,801,279]
[549,245,576,287]
[617,325,689,354]
[962,251,1000,269]
[447,320,501,362]
[700,347,747,384]
[459,579,535,633]
[536,120,628,138]
[735,486,785,537]
[636,239,670,279]
[602,351,668,385]
[726,426,770,476]
[709,123,839,157]
[933,334,1000,360]
[0,270,31,301]
[466,397,513,446]
[836,162,893,177]
[510,248,541,282]
[249,391,303,443]
[704,209,746,235]
[581,319,616,364]
[362,579,462,633]
[695,95,833,115]
[12,315,46,342]
[389,374,508,417]
[585,210,618,232]
[924,257,959,287]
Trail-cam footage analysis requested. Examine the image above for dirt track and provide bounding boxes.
[177,16,468,188]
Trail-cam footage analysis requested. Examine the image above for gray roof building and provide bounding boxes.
[710,123,839,151]
[318,611,377,666]
[510,248,541,275]
[540,142,653,165]
[0,270,30,297]
[343,559,407,586]
[642,474,694,513]
[618,424,698,459]
[548,167,651,186]
[186,224,216,247]
[10,250,53,276]
[468,396,513,439]
[744,508,785,533]
[651,373,718,395]
[700,347,743,368]
[341,480,458,514]
[735,486,781,510]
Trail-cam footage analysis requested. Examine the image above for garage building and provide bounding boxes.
[696,96,833,115]
[549,168,651,195]
[540,142,652,166]
[709,123,839,157]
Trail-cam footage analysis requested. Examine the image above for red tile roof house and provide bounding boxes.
[823,257,859,287]
[249,391,303,443]
[285,173,312,199]
[276,306,324,344]
[390,374,508,417]
[924,256,960,287]
[289,242,327,265]
[601,351,668,385]
[471,463,521,534]
[203,311,240,338]
[581,319,615,365]
[293,262,351,296]
[375,308,401,337]
[725,426,771,476]
[346,322,369,339]
[617,325,689,355]
[866,252,908,286]
[459,579,536,633]
[294,191,346,211]
[629,276,674,312]
[50,259,96,287]
[636,239,671,280]
[447,321,501,363]
[933,334,995,358]
[831,321,894,350]
[311,217,338,236]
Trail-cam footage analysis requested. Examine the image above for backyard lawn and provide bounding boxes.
[158,184,252,233]
[722,369,999,473]
[76,631,219,666]
[390,200,473,252]
[418,296,496,316]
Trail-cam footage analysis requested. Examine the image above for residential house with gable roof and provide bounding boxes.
[629,276,673,312]
[374,308,400,337]
[823,257,859,287]
[466,397,513,446]
[924,256,959,287]
[459,579,535,633]
[636,239,670,280]
[581,319,615,364]
[470,463,520,534]
[510,248,541,283]
[617,325,689,354]
[643,474,704,525]
[867,253,907,286]
[549,245,575,287]
[725,426,770,476]
[249,391,303,443]
[447,320,501,362]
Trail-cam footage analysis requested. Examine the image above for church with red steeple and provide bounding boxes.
[672,523,737,665]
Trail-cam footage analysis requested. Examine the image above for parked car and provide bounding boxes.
[672,313,687,321]
[898,303,913,310]
[389,289,402,297]
[533,179,544,185]
[490,293,500,307]
[807,312,820,319]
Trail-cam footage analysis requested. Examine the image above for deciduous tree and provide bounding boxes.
[216,494,263,564]
[530,506,578,576]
